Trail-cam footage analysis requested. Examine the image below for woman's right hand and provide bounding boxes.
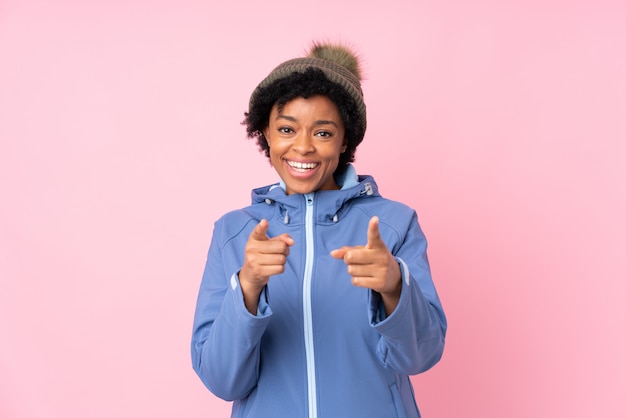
[239,219,294,314]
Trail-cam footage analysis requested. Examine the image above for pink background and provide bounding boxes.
[1,0,625,417]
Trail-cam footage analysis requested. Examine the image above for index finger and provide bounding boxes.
[365,216,384,249]
[250,219,269,241]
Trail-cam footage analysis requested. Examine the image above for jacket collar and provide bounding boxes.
[251,174,379,224]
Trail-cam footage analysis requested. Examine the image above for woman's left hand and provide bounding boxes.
[331,216,402,315]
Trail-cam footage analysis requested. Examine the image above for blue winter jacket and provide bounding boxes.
[191,174,447,418]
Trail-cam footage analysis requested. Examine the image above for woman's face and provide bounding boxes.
[263,95,346,195]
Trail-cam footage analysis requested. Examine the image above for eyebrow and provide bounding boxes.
[275,115,339,127]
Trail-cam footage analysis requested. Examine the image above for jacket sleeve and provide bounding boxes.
[368,212,447,375]
[191,220,272,401]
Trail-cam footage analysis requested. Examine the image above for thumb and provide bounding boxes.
[365,216,384,249]
[250,219,270,241]
[275,233,295,247]
[330,247,349,259]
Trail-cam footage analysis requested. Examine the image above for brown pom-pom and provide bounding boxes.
[307,42,362,81]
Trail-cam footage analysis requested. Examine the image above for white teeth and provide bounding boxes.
[287,161,318,171]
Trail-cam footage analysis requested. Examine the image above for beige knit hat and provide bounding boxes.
[248,42,366,137]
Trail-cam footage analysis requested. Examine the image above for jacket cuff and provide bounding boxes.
[367,257,410,326]
[230,272,273,322]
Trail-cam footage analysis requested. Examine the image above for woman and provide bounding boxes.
[191,42,447,418]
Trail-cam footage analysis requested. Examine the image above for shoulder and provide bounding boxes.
[212,204,270,244]
[347,175,419,228]
[354,195,416,222]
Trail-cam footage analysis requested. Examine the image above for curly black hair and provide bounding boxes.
[243,68,366,176]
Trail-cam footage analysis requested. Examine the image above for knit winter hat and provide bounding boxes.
[248,42,366,137]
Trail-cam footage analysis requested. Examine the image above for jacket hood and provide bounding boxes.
[250,175,380,225]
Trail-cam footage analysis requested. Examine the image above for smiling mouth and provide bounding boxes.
[287,160,319,172]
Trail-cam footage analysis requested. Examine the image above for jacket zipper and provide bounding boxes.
[303,193,317,418]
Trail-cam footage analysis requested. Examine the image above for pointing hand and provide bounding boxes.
[239,219,294,313]
[330,216,401,314]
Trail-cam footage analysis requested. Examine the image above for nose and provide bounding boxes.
[292,132,315,154]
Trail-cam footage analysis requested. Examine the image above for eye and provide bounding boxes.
[315,130,333,139]
[278,127,294,134]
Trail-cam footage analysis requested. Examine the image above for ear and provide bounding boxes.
[341,144,347,153]
[263,128,270,146]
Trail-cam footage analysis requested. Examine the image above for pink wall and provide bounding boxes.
[1,1,624,417]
